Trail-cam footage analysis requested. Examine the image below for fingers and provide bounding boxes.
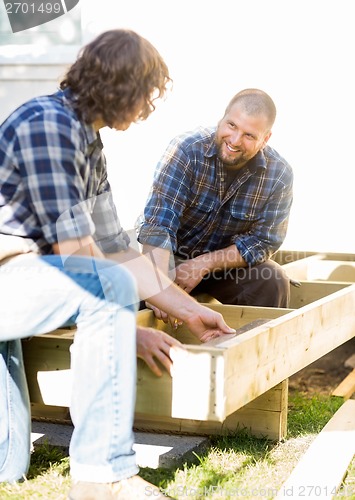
[144,355,164,377]
[199,330,224,343]
[216,314,236,334]
[146,341,183,377]
[137,327,185,377]
[170,317,183,330]
[146,302,169,323]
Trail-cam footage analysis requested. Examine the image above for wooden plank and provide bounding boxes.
[274,250,355,266]
[276,400,355,499]
[282,255,324,280]
[136,304,293,345]
[273,250,320,266]
[135,408,284,441]
[289,281,349,309]
[169,284,355,419]
[31,403,71,422]
[135,381,288,441]
[283,258,355,282]
[332,368,355,400]
[22,337,71,405]
[307,260,355,282]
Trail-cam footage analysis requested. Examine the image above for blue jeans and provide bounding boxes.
[0,254,139,483]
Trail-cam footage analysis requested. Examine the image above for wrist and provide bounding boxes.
[195,253,214,276]
[173,293,202,323]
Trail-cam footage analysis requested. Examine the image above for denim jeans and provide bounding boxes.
[0,254,139,483]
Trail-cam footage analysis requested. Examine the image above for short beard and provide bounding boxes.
[216,143,246,168]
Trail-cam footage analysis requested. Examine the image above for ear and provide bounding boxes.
[262,131,272,148]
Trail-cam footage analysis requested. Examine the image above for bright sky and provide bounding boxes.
[85,0,354,254]
[2,0,354,253]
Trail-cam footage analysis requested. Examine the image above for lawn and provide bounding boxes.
[1,392,354,499]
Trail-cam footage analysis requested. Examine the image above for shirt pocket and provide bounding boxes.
[189,196,216,213]
[189,183,217,213]
[229,199,261,231]
[183,193,216,227]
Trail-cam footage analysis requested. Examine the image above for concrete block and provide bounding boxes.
[31,421,210,469]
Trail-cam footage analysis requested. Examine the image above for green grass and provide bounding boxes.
[288,392,344,437]
[1,392,354,499]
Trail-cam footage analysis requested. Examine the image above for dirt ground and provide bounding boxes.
[289,336,355,396]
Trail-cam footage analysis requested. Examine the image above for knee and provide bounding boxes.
[99,263,138,312]
[258,260,290,307]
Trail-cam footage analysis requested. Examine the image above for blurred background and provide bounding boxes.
[1,0,354,253]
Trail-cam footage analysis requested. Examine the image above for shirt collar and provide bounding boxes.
[59,88,100,148]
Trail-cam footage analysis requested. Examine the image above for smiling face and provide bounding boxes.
[215,102,272,170]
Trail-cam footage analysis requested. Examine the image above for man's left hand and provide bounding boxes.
[136,326,185,377]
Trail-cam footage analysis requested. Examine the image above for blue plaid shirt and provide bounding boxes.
[138,127,293,266]
[0,89,129,255]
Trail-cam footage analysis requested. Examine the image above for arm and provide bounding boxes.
[53,237,236,343]
[54,239,188,377]
[174,244,247,293]
[142,243,247,296]
[141,245,176,322]
[233,160,294,266]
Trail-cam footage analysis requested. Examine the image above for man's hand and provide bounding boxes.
[174,258,209,293]
[144,301,183,329]
[143,303,236,344]
[184,304,236,342]
[136,326,185,377]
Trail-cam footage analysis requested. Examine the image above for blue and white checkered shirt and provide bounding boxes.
[138,127,293,266]
[0,89,129,255]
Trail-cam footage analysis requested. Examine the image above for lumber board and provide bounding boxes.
[284,258,355,283]
[31,403,71,422]
[134,409,284,441]
[274,250,355,266]
[289,281,349,309]
[273,250,320,265]
[332,368,355,400]
[22,305,291,413]
[134,381,288,441]
[307,260,355,282]
[276,399,355,499]
[282,255,324,280]
[169,284,355,420]
[29,373,288,440]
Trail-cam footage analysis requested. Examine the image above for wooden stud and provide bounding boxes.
[276,400,355,499]
[332,368,355,400]
[284,257,355,283]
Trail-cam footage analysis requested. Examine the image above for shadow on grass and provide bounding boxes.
[139,392,345,495]
[28,441,70,480]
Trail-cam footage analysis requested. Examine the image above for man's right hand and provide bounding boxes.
[144,301,235,343]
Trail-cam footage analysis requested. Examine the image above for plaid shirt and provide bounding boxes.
[138,126,293,266]
[0,89,129,255]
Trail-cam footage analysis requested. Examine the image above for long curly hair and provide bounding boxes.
[60,29,171,127]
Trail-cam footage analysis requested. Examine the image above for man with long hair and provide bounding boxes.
[0,29,234,499]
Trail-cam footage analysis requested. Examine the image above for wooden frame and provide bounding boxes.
[283,254,355,283]
[22,252,355,441]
